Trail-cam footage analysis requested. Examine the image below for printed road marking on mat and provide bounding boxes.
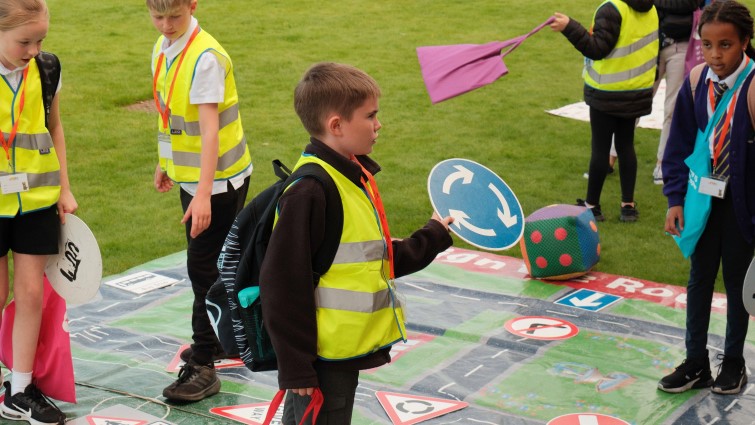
[555,289,622,312]
[68,405,175,425]
[505,316,579,340]
[86,416,148,425]
[376,391,468,425]
[547,413,631,425]
[165,344,244,372]
[210,402,283,425]
[365,333,436,374]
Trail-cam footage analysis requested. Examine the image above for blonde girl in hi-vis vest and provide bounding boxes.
[0,0,76,424]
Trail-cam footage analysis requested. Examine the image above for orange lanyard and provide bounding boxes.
[1,67,29,163]
[353,156,395,280]
[152,26,200,130]
[708,81,738,168]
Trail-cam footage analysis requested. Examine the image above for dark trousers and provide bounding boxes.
[282,368,359,425]
[586,108,638,205]
[686,191,753,360]
[180,178,249,366]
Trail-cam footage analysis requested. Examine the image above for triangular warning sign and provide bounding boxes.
[86,416,148,425]
[376,391,468,425]
[210,402,283,425]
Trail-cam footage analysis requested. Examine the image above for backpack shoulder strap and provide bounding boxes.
[34,51,61,129]
[747,72,755,130]
[288,162,343,278]
[688,63,705,104]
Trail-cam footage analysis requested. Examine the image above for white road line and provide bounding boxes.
[438,382,455,393]
[467,419,497,424]
[724,399,738,412]
[403,282,434,292]
[649,331,684,340]
[465,365,483,377]
[452,294,480,301]
[492,349,509,359]
[597,319,629,328]
[705,417,720,425]
[96,302,121,313]
[498,302,528,307]
[546,309,579,317]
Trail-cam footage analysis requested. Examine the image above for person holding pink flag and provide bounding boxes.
[0,0,76,424]
[550,0,658,223]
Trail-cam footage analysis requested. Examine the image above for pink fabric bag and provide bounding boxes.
[684,8,704,75]
[417,18,554,104]
[0,276,76,403]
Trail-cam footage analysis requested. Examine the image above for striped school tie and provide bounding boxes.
[712,81,731,178]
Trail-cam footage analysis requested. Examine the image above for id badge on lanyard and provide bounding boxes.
[0,173,29,194]
[698,175,727,199]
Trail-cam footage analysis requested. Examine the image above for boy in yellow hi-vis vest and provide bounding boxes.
[259,63,454,424]
[147,0,252,402]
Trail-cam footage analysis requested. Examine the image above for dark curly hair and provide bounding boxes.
[698,0,755,59]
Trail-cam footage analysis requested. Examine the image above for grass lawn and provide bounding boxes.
[36,0,755,289]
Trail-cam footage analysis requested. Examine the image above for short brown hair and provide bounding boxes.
[145,0,192,14]
[294,62,381,137]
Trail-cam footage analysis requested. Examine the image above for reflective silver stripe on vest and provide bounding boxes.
[586,56,657,85]
[171,136,248,170]
[0,170,60,187]
[332,240,384,264]
[605,32,658,59]
[170,103,240,136]
[3,133,53,150]
[315,286,392,312]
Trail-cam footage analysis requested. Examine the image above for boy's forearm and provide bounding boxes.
[197,103,220,195]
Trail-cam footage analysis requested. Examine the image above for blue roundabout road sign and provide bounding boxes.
[428,158,524,250]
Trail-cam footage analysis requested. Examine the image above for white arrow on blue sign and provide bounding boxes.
[428,158,524,250]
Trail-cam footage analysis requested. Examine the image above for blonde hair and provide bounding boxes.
[0,0,48,32]
[294,62,381,137]
[146,0,193,14]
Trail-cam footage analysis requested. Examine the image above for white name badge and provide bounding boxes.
[158,133,173,160]
[698,176,727,199]
[0,173,29,194]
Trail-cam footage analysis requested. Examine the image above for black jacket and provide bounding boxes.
[561,0,657,118]
[655,0,704,42]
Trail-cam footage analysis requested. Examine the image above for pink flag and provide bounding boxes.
[0,276,76,403]
[417,17,554,103]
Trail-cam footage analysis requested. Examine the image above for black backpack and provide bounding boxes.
[206,159,343,371]
[35,51,61,129]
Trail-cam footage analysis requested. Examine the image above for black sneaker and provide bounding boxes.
[179,345,233,363]
[163,362,221,402]
[620,203,639,222]
[0,381,65,425]
[576,199,605,222]
[658,357,713,393]
[712,355,748,395]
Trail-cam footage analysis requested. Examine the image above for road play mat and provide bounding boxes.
[547,80,667,131]
[51,246,754,424]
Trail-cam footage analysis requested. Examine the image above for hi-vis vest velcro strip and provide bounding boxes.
[332,240,384,264]
[315,287,392,313]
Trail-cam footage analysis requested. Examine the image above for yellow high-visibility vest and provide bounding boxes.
[0,59,60,217]
[278,154,406,360]
[584,0,659,91]
[152,29,251,183]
